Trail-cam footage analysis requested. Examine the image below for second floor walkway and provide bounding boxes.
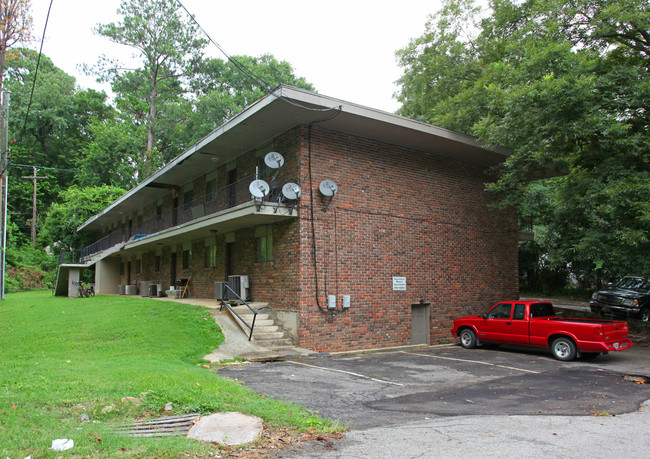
[80,174,299,261]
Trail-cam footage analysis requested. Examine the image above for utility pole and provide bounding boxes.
[0,92,8,300]
[21,166,47,246]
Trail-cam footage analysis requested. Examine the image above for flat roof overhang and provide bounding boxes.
[99,201,297,259]
[79,85,510,233]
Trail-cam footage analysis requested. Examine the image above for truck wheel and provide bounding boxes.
[459,329,478,349]
[639,307,649,322]
[551,337,577,361]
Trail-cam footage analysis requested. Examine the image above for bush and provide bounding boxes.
[5,265,48,292]
[4,242,58,292]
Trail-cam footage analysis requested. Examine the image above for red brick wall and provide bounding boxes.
[114,123,517,352]
[295,125,518,351]
[118,129,303,308]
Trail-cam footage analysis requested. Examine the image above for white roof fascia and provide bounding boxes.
[277,85,507,155]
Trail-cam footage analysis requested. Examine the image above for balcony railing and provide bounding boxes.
[80,174,259,261]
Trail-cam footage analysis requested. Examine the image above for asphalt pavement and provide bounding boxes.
[219,344,650,458]
[278,401,650,458]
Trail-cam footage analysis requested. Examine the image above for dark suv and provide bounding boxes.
[590,276,650,322]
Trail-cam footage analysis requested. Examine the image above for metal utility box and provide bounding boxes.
[140,281,152,297]
[215,282,228,300]
[342,295,351,309]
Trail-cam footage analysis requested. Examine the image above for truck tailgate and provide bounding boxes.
[601,322,630,345]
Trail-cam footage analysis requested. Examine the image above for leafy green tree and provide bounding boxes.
[91,0,207,175]
[177,54,315,149]
[40,185,126,255]
[3,48,112,243]
[396,0,650,284]
[77,119,145,189]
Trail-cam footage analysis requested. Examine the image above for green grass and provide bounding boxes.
[0,291,339,458]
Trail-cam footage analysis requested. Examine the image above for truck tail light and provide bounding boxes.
[594,326,604,336]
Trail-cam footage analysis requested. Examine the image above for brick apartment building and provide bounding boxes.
[74,85,518,352]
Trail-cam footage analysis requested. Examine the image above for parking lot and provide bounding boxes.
[219,343,650,457]
[220,344,650,430]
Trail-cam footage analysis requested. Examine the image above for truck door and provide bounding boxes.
[506,303,530,345]
[478,302,513,343]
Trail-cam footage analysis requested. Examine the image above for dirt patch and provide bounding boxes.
[185,424,344,458]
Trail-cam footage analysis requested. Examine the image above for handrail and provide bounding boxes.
[218,284,258,341]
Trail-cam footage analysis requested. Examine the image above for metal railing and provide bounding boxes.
[80,174,258,260]
[217,283,258,341]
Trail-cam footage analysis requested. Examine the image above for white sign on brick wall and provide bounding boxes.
[392,277,407,291]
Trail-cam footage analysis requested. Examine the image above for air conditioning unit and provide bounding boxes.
[214,282,229,300]
[227,275,249,301]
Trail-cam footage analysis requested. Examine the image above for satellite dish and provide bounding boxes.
[249,179,270,198]
[282,182,301,200]
[264,152,284,169]
[319,179,338,197]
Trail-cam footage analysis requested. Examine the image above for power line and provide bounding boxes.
[174,0,342,115]
[9,163,76,174]
[22,0,55,137]
[174,0,276,94]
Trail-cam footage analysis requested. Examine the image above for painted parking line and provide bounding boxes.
[399,351,541,374]
[287,360,406,386]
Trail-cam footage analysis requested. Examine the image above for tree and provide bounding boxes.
[40,184,126,255]
[0,0,32,89]
[3,48,113,242]
[77,119,146,189]
[176,54,315,149]
[6,49,111,165]
[91,0,207,176]
[396,0,650,283]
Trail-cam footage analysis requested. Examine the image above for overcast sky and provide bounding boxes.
[30,0,441,113]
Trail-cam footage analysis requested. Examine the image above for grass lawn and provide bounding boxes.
[0,291,339,458]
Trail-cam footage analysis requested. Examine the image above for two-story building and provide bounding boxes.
[72,85,518,352]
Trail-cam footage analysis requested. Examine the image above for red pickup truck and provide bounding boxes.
[451,301,633,361]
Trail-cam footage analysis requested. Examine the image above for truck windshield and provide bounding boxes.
[615,277,649,291]
[530,302,555,318]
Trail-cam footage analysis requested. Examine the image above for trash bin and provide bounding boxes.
[175,278,189,289]
[140,281,152,297]
[118,284,125,295]
[149,283,158,297]
[175,278,189,298]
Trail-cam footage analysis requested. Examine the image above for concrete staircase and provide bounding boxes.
[228,303,294,350]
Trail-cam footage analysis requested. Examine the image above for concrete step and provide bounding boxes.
[254,338,295,348]
[232,316,274,329]
[236,313,270,322]
[254,325,280,333]
[253,331,286,340]
[250,319,275,327]
[225,302,295,349]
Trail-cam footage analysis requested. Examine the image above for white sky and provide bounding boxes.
[29,0,440,113]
